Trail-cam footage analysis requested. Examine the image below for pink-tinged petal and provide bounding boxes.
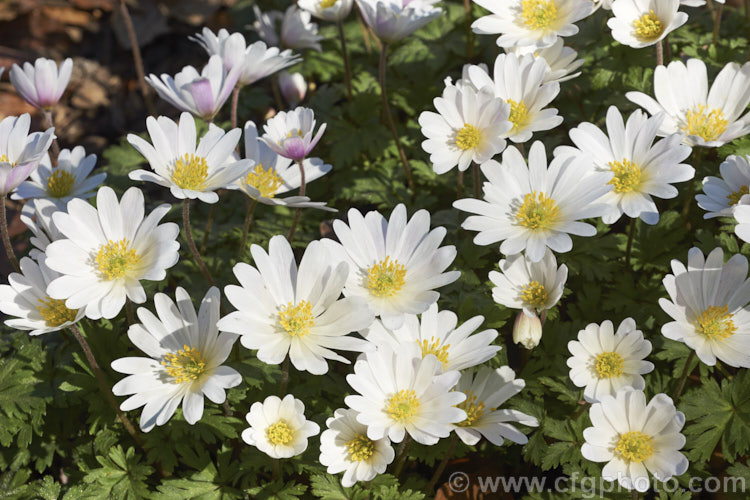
[189,78,216,120]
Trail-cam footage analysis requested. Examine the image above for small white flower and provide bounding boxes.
[627,58,750,147]
[9,57,73,109]
[507,37,584,84]
[0,114,55,195]
[127,112,252,204]
[361,302,501,372]
[567,318,654,403]
[355,0,442,43]
[111,287,242,432]
[45,186,180,320]
[419,82,511,174]
[251,5,324,51]
[242,394,320,458]
[261,107,326,161]
[345,344,466,445]
[299,0,354,22]
[453,366,539,446]
[608,0,688,48]
[581,388,688,492]
[20,198,64,256]
[660,247,750,368]
[489,248,567,317]
[324,204,460,330]
[696,154,750,219]
[278,71,307,106]
[319,408,395,487]
[512,311,543,349]
[0,255,85,335]
[251,5,283,47]
[13,146,105,209]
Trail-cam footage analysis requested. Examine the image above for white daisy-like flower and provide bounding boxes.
[735,203,750,244]
[360,303,501,372]
[507,37,584,84]
[20,198,64,256]
[418,82,512,174]
[9,57,73,110]
[471,0,595,49]
[12,146,106,209]
[0,114,55,195]
[45,186,180,320]
[323,204,460,330]
[242,394,320,458]
[659,247,750,368]
[261,107,326,162]
[696,154,750,219]
[319,408,395,487]
[453,366,539,446]
[355,0,443,43]
[608,0,688,49]
[626,58,750,148]
[489,248,567,318]
[466,53,563,143]
[0,255,85,335]
[111,287,241,432]
[299,0,354,22]
[127,112,252,204]
[226,121,334,210]
[146,55,242,122]
[581,387,688,492]
[217,235,374,375]
[567,318,654,403]
[453,141,611,262]
[554,106,693,225]
[345,344,466,445]
[190,28,301,87]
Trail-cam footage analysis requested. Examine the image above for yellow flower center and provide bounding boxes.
[95,238,140,280]
[385,389,420,423]
[633,10,664,42]
[0,154,16,167]
[46,169,76,198]
[246,163,283,198]
[608,159,643,194]
[37,296,78,327]
[162,344,207,384]
[695,305,736,341]
[320,0,338,8]
[278,300,315,337]
[516,191,560,230]
[615,431,654,463]
[728,185,749,206]
[457,390,486,427]
[419,337,450,369]
[266,420,295,446]
[521,0,558,30]
[682,105,728,143]
[366,256,406,298]
[455,124,481,150]
[345,433,375,462]
[520,280,548,308]
[171,153,209,191]
[506,99,530,134]
[594,351,625,378]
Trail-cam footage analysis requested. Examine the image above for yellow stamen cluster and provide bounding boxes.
[320,0,338,8]
[37,297,78,327]
[266,420,295,446]
[457,390,486,427]
[507,99,529,134]
[728,185,750,206]
[95,238,140,280]
[0,154,16,167]
[162,345,207,384]
[419,337,451,369]
[366,256,406,298]
[172,153,209,191]
[521,0,558,30]
[520,280,548,308]
[633,10,664,42]
[695,305,736,341]
[345,433,375,462]
[385,389,420,423]
[682,105,728,143]
[516,191,560,230]
[278,300,315,337]
[608,159,643,194]
[594,351,625,379]
[456,124,481,151]
[47,169,76,198]
[246,164,283,198]
[615,431,654,463]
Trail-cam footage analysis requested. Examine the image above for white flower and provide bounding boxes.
[111,287,241,432]
[12,146,106,209]
[454,141,611,262]
[471,0,595,49]
[9,57,73,109]
[323,204,460,330]
[418,82,511,174]
[20,198,64,256]
[261,107,326,161]
[319,408,395,487]
[567,318,654,403]
[45,186,180,320]
[127,112,252,204]
[299,0,354,22]
[581,388,688,492]
[360,303,501,372]
[251,5,323,51]
[466,53,563,143]
[355,0,442,43]
[0,255,85,335]
[608,0,687,49]
[489,248,567,317]
[242,394,320,458]
[659,247,750,368]
[735,203,750,244]
[512,311,542,349]
[146,55,241,121]
[278,71,307,106]
[344,344,466,445]
[626,58,750,147]
[507,37,584,84]
[453,366,539,446]
[0,114,55,195]
[696,154,750,219]
[251,5,283,46]
[554,106,693,225]
[190,28,301,87]
[217,235,374,375]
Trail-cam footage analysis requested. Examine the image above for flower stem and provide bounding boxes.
[392,435,412,478]
[230,86,241,130]
[655,40,663,67]
[200,201,216,255]
[41,109,60,166]
[457,169,463,198]
[681,148,702,225]
[713,4,723,47]
[279,357,290,396]
[182,200,216,287]
[337,21,353,101]
[463,0,474,60]
[119,0,155,116]
[379,44,414,190]
[672,351,696,402]
[632,490,639,500]
[287,160,306,243]
[272,76,284,111]
[625,218,636,268]
[240,198,258,256]
[426,434,458,494]
[125,298,135,326]
[0,195,20,273]
[473,163,481,199]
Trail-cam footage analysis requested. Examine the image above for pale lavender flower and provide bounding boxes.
[261,107,326,161]
[9,58,73,110]
[0,114,55,195]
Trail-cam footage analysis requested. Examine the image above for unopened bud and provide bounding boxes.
[513,311,542,349]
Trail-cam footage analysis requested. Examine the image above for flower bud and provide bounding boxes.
[278,71,307,106]
[513,311,542,349]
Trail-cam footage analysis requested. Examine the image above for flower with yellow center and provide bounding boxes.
[727,185,749,206]
[366,257,407,298]
[608,0,686,49]
[419,338,451,370]
[37,296,79,327]
[162,345,207,384]
[46,170,75,197]
[385,389,420,423]
[697,155,750,219]
[682,105,728,143]
[278,300,315,337]
[516,191,560,230]
[491,249,567,317]
[594,351,625,378]
[0,113,55,196]
[608,159,643,194]
[694,305,736,341]
[455,124,481,150]
[245,164,283,198]
[520,280,548,309]
[632,10,663,42]
[95,238,140,281]
[345,433,375,462]
[457,390,486,427]
[171,153,209,191]
[615,431,654,463]
[521,0,558,30]
[266,420,295,445]
[507,99,530,134]
[320,0,337,9]
[242,394,320,459]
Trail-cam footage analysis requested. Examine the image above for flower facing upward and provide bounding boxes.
[242,394,320,458]
[696,154,750,219]
[355,0,443,43]
[0,114,55,195]
[261,107,326,161]
[507,37,584,84]
[9,57,73,109]
[299,0,355,22]
[608,0,688,48]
